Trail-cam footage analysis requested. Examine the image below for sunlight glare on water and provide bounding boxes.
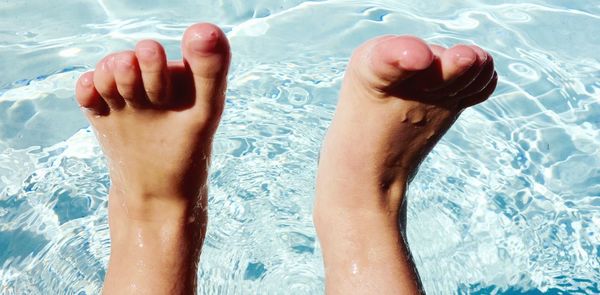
[0,0,599,294]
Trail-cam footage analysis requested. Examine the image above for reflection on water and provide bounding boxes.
[0,0,599,294]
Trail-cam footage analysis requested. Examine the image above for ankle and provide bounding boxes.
[104,214,203,295]
[314,172,408,217]
[108,186,207,219]
[107,188,208,247]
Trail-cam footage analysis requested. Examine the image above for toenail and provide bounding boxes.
[455,54,475,67]
[398,51,431,70]
[472,47,487,62]
[116,57,133,71]
[103,56,115,71]
[478,53,488,63]
[80,75,92,87]
[188,30,219,53]
[137,47,156,59]
[394,42,433,70]
[399,49,416,69]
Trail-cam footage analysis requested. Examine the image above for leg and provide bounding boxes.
[314,36,496,294]
[75,23,231,294]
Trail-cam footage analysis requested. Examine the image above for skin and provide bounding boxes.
[314,36,496,294]
[75,23,231,294]
[75,22,496,294]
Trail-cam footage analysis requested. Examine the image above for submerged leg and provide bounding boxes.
[314,36,497,294]
[75,23,231,294]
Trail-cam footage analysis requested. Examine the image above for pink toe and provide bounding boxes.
[181,22,231,79]
[76,72,96,107]
[364,35,434,87]
[470,45,488,63]
[183,23,223,55]
[375,36,434,71]
[93,54,125,110]
[447,45,477,67]
[136,40,161,60]
[76,71,107,114]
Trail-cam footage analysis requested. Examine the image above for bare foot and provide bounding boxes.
[314,36,497,294]
[75,23,230,294]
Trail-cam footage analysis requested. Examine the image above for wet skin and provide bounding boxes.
[314,36,496,294]
[76,23,230,294]
[76,22,496,294]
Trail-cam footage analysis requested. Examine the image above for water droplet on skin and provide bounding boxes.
[399,111,408,123]
[129,283,138,292]
[136,259,146,268]
[136,228,144,248]
[410,109,425,124]
[426,130,436,140]
[120,197,129,214]
[351,262,359,275]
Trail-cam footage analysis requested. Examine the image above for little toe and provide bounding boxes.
[93,54,126,110]
[135,40,171,107]
[76,71,108,115]
[181,23,231,114]
[460,71,498,108]
[364,35,434,90]
[456,52,495,98]
[470,45,488,64]
[114,51,147,108]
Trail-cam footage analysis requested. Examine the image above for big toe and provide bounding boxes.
[181,23,231,115]
[352,35,434,90]
[182,23,230,80]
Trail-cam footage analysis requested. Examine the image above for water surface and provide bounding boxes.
[1,0,599,294]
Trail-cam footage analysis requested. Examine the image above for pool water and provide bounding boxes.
[1,0,599,294]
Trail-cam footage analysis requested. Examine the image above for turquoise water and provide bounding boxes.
[1,0,599,294]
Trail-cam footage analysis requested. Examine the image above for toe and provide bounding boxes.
[440,45,478,83]
[363,35,434,90]
[114,51,147,108]
[182,23,230,78]
[429,44,446,57]
[93,54,126,110]
[181,23,231,114]
[76,71,108,115]
[457,52,495,98]
[460,71,498,108]
[470,45,488,64]
[426,45,484,96]
[136,40,171,106]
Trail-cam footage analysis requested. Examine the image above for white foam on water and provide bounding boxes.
[1,0,599,294]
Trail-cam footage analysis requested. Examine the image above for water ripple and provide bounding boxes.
[1,0,599,294]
